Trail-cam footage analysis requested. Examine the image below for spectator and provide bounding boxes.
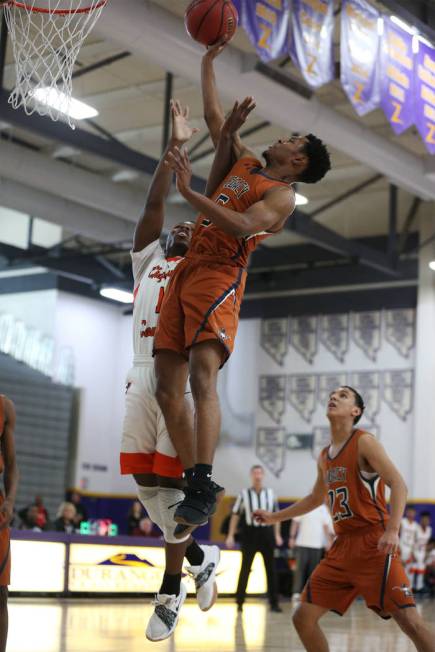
[18,496,49,530]
[425,538,435,597]
[68,491,88,527]
[18,505,46,531]
[289,503,334,602]
[127,500,144,535]
[54,502,77,534]
[226,465,282,613]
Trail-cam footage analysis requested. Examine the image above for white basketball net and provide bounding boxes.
[4,0,108,128]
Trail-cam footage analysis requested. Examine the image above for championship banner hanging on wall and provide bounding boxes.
[380,17,415,135]
[341,0,381,116]
[414,41,435,155]
[289,0,334,88]
[237,0,290,62]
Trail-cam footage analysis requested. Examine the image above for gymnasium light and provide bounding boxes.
[295,193,308,206]
[100,287,134,304]
[390,16,415,36]
[429,261,435,272]
[32,88,98,120]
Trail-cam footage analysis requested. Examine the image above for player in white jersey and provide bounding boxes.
[413,512,432,592]
[120,100,220,642]
[400,505,419,582]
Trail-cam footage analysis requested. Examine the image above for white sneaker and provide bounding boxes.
[292,592,301,604]
[186,544,220,612]
[145,582,187,641]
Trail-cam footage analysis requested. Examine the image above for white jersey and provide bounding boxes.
[415,524,432,554]
[400,518,419,549]
[131,240,183,359]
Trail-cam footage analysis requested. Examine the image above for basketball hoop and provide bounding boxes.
[3,0,108,128]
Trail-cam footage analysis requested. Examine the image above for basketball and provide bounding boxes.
[184,0,238,47]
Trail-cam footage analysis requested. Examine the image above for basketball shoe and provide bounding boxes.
[146,582,187,641]
[186,544,221,611]
[173,481,225,539]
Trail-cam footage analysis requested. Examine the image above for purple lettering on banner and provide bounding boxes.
[341,0,380,116]
[289,0,334,88]
[238,0,290,63]
[414,40,435,155]
[380,17,415,135]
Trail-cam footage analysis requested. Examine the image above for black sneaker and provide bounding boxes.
[173,481,225,539]
[270,604,283,613]
[174,485,216,525]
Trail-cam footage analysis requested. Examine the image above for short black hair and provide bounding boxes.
[299,134,331,184]
[420,511,431,518]
[406,505,417,512]
[342,386,365,425]
[251,464,264,472]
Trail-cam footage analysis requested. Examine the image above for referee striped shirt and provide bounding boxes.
[232,487,278,527]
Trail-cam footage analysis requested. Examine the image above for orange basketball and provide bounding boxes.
[184,0,238,47]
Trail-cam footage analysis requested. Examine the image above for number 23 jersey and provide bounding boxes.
[132,240,183,357]
[321,429,389,536]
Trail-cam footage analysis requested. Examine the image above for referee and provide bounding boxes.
[226,465,282,612]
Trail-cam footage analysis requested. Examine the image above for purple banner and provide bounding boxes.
[414,41,435,155]
[238,0,290,63]
[380,18,415,135]
[289,0,334,88]
[341,0,380,116]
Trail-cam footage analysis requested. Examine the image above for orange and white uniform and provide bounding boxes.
[302,429,415,617]
[0,396,10,586]
[154,157,290,363]
[120,241,184,478]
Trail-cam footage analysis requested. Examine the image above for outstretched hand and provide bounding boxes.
[222,97,256,137]
[253,509,276,525]
[171,99,199,144]
[165,146,192,196]
[203,35,231,61]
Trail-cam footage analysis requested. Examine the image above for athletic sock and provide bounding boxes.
[184,467,195,484]
[192,464,213,490]
[185,540,205,567]
[159,572,182,596]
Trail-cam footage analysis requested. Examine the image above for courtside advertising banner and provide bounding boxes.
[414,40,435,155]
[380,17,415,134]
[238,0,290,63]
[289,0,334,88]
[341,0,381,116]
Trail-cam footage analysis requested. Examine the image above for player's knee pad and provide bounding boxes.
[158,487,190,544]
[137,485,164,532]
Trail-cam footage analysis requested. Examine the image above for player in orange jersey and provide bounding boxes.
[254,386,434,652]
[0,395,18,652]
[153,42,331,530]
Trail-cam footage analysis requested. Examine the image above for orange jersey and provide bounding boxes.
[322,429,389,536]
[189,156,291,267]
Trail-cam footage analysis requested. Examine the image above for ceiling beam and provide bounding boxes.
[0,89,206,193]
[287,210,399,276]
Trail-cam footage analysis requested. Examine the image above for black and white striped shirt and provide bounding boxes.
[233,487,278,527]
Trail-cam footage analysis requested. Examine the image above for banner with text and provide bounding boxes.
[380,17,415,134]
[238,0,290,62]
[414,41,435,154]
[341,0,380,116]
[289,0,334,88]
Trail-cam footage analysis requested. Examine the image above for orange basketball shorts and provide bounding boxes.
[302,524,415,617]
[154,257,247,364]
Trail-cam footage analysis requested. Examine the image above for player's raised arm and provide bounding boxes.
[358,434,408,554]
[133,100,199,252]
[253,461,327,525]
[0,398,18,530]
[205,97,256,197]
[165,146,295,236]
[201,41,256,160]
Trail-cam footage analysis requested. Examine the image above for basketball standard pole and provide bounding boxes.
[161,72,173,154]
[0,14,8,91]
